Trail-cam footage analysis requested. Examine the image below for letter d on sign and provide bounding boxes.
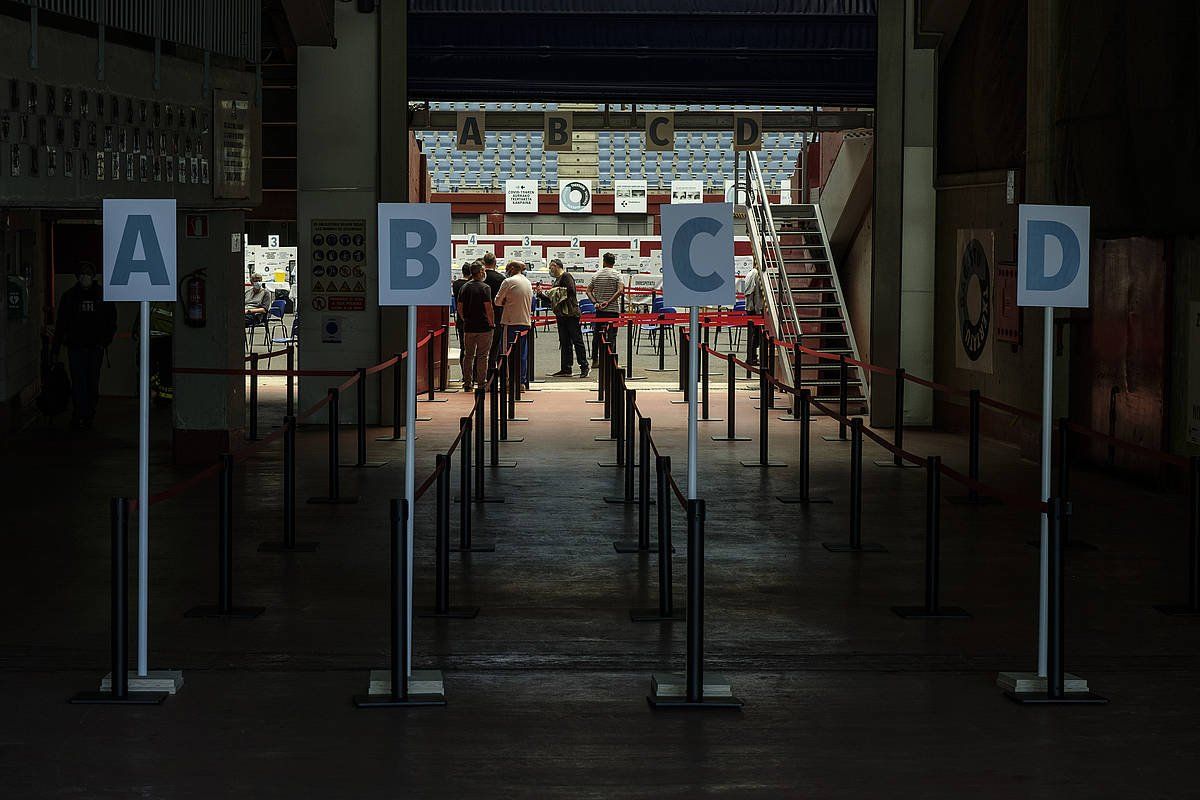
[102,199,177,302]
[378,203,452,308]
[1017,204,1090,309]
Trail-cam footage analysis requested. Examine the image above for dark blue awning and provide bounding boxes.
[407,1,877,106]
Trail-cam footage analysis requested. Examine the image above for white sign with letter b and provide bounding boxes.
[377,203,452,307]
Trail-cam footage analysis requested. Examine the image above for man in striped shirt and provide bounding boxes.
[586,252,624,366]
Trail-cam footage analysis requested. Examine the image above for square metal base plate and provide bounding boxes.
[184,604,266,619]
[451,542,496,553]
[892,605,971,620]
[996,671,1090,694]
[823,542,888,553]
[259,540,319,553]
[821,435,850,442]
[741,460,788,467]
[101,670,183,695]
[711,435,752,442]
[874,460,920,469]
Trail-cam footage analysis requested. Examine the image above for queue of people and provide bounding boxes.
[451,251,638,388]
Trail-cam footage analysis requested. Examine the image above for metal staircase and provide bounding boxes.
[744,151,868,412]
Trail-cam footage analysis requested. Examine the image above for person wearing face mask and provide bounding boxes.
[51,262,118,430]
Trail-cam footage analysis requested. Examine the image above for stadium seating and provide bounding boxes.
[416,103,809,191]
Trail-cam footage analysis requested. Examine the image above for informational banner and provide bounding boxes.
[1018,204,1091,308]
[615,179,648,213]
[559,179,593,214]
[102,199,177,301]
[505,245,543,266]
[310,219,367,313]
[955,229,995,373]
[505,179,539,213]
[377,203,452,307]
[454,244,491,262]
[214,93,251,200]
[670,180,704,204]
[660,203,734,307]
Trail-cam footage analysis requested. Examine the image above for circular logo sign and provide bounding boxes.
[561,181,591,212]
[957,238,991,361]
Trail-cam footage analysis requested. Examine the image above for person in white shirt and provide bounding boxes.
[494,260,534,386]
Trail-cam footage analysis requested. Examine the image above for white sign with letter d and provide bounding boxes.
[1017,204,1090,308]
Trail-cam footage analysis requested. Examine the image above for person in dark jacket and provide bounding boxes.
[51,262,117,429]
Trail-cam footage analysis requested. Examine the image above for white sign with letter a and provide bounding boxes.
[102,199,176,301]
[660,203,735,308]
[377,203,452,307]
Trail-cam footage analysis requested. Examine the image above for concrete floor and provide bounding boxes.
[5,380,1200,798]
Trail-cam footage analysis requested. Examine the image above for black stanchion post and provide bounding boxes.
[893,456,969,619]
[309,388,358,504]
[261,417,318,552]
[439,324,450,392]
[248,352,259,441]
[742,356,785,467]
[672,329,691,405]
[1007,497,1107,704]
[286,346,295,418]
[839,356,848,438]
[354,499,447,707]
[1157,456,1200,615]
[780,343,803,421]
[498,353,509,440]
[488,363,517,468]
[346,369,387,468]
[875,369,916,468]
[378,353,405,441]
[625,305,645,382]
[631,455,683,621]
[639,419,652,543]
[455,413,498,545]
[188,454,265,618]
[70,498,168,704]
[949,388,999,505]
[779,390,831,504]
[824,419,885,552]
[745,320,754,378]
[712,355,750,442]
[420,455,479,619]
[606,387,644,503]
[507,337,529,421]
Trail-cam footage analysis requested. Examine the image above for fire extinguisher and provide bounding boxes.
[182,268,207,328]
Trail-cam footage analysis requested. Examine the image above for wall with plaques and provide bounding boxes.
[0,19,259,208]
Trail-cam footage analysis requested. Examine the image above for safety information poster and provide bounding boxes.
[310,219,367,313]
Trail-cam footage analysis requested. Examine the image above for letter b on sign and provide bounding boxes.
[102,199,177,302]
[378,203,451,307]
[660,203,735,308]
[1017,204,1090,308]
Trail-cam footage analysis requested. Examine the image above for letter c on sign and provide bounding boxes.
[1025,219,1080,292]
[671,217,726,294]
[649,116,671,147]
[389,218,440,291]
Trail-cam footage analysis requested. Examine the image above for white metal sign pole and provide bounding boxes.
[1037,305,1053,678]
[137,299,150,677]
[405,306,417,677]
[688,306,699,500]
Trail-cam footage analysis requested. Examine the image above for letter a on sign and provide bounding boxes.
[457,111,485,152]
[660,203,735,308]
[102,199,177,301]
[1017,204,1090,308]
[378,203,452,307]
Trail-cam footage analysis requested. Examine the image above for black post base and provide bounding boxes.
[417,606,480,619]
[376,435,420,442]
[451,542,497,553]
[777,495,833,504]
[340,461,390,469]
[1154,603,1200,616]
[69,690,168,705]
[307,496,360,505]
[873,460,921,469]
[710,435,752,442]
[777,415,803,422]
[740,460,788,468]
[644,368,677,373]
[646,696,744,710]
[604,496,654,505]
[497,437,526,444]
[507,416,530,423]
[352,694,447,709]
[418,398,449,404]
[821,435,850,442]
[258,540,319,553]
[594,435,618,442]
[947,494,1002,506]
[184,604,266,619]
[488,461,519,469]
[1004,690,1108,705]
[1026,538,1097,551]
[698,417,725,423]
[630,607,685,622]
[823,542,888,553]
[454,496,505,504]
[625,375,648,382]
[612,540,673,553]
[891,605,971,620]
[669,399,690,405]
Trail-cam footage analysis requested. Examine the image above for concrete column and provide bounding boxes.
[296,3,380,421]
[900,0,937,426]
[869,0,905,427]
[379,1,410,429]
[173,210,246,461]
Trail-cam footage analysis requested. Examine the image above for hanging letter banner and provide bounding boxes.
[102,199,177,301]
[377,203,452,307]
[456,111,485,152]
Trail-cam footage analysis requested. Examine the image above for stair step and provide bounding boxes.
[793,302,842,308]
